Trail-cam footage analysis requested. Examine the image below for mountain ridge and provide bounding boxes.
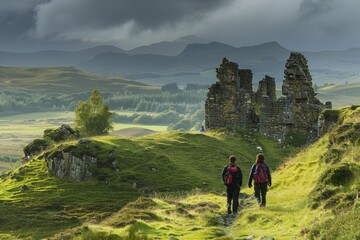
[1,40,359,86]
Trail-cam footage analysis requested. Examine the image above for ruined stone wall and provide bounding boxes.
[205,52,327,143]
[259,96,293,140]
[205,58,256,129]
[259,52,325,141]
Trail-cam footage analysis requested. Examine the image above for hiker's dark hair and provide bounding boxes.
[229,155,236,163]
[255,153,265,164]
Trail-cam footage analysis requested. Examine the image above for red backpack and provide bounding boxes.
[254,163,268,184]
[225,166,238,185]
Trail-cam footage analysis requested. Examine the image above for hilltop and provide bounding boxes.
[0,66,160,94]
[0,106,359,239]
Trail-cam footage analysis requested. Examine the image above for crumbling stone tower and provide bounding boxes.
[205,58,257,129]
[259,52,325,141]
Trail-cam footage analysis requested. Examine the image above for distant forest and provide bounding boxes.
[0,85,208,131]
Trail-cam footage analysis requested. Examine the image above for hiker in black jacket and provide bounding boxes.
[221,155,243,214]
[248,153,272,207]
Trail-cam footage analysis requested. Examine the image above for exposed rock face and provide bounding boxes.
[46,146,97,181]
[205,58,257,129]
[44,139,120,181]
[205,52,327,143]
[23,139,49,162]
[22,125,80,163]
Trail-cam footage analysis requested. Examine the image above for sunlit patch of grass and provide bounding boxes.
[83,193,228,240]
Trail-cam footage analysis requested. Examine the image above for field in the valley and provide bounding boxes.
[0,111,168,173]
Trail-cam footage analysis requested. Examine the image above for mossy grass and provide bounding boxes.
[0,129,295,239]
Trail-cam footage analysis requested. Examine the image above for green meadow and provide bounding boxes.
[0,126,297,239]
[1,105,359,239]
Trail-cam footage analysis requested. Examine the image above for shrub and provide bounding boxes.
[320,148,344,164]
[320,109,340,122]
[318,163,354,186]
[311,208,360,240]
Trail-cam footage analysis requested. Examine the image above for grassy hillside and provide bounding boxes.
[73,106,359,239]
[71,106,360,239]
[1,106,358,239]
[0,66,160,94]
[0,129,295,239]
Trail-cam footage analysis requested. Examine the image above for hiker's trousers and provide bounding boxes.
[254,182,268,206]
[226,185,240,213]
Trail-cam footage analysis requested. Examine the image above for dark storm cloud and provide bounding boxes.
[0,0,49,35]
[1,0,360,52]
[0,0,49,13]
[299,0,333,19]
[34,0,234,39]
[0,0,51,51]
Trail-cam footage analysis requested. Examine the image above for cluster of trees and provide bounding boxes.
[0,89,206,114]
[74,89,205,136]
[1,86,207,133]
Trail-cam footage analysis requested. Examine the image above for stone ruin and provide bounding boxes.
[205,52,327,143]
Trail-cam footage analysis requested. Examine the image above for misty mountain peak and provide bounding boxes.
[175,35,206,43]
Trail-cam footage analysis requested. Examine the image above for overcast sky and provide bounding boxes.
[1,0,360,52]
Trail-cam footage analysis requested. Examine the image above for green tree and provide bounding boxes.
[74,89,114,136]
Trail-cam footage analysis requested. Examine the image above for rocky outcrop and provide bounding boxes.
[22,125,80,163]
[23,139,49,162]
[45,140,119,181]
[46,147,98,181]
[44,124,80,142]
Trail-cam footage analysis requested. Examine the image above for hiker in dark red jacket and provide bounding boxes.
[221,155,243,214]
[248,153,272,207]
